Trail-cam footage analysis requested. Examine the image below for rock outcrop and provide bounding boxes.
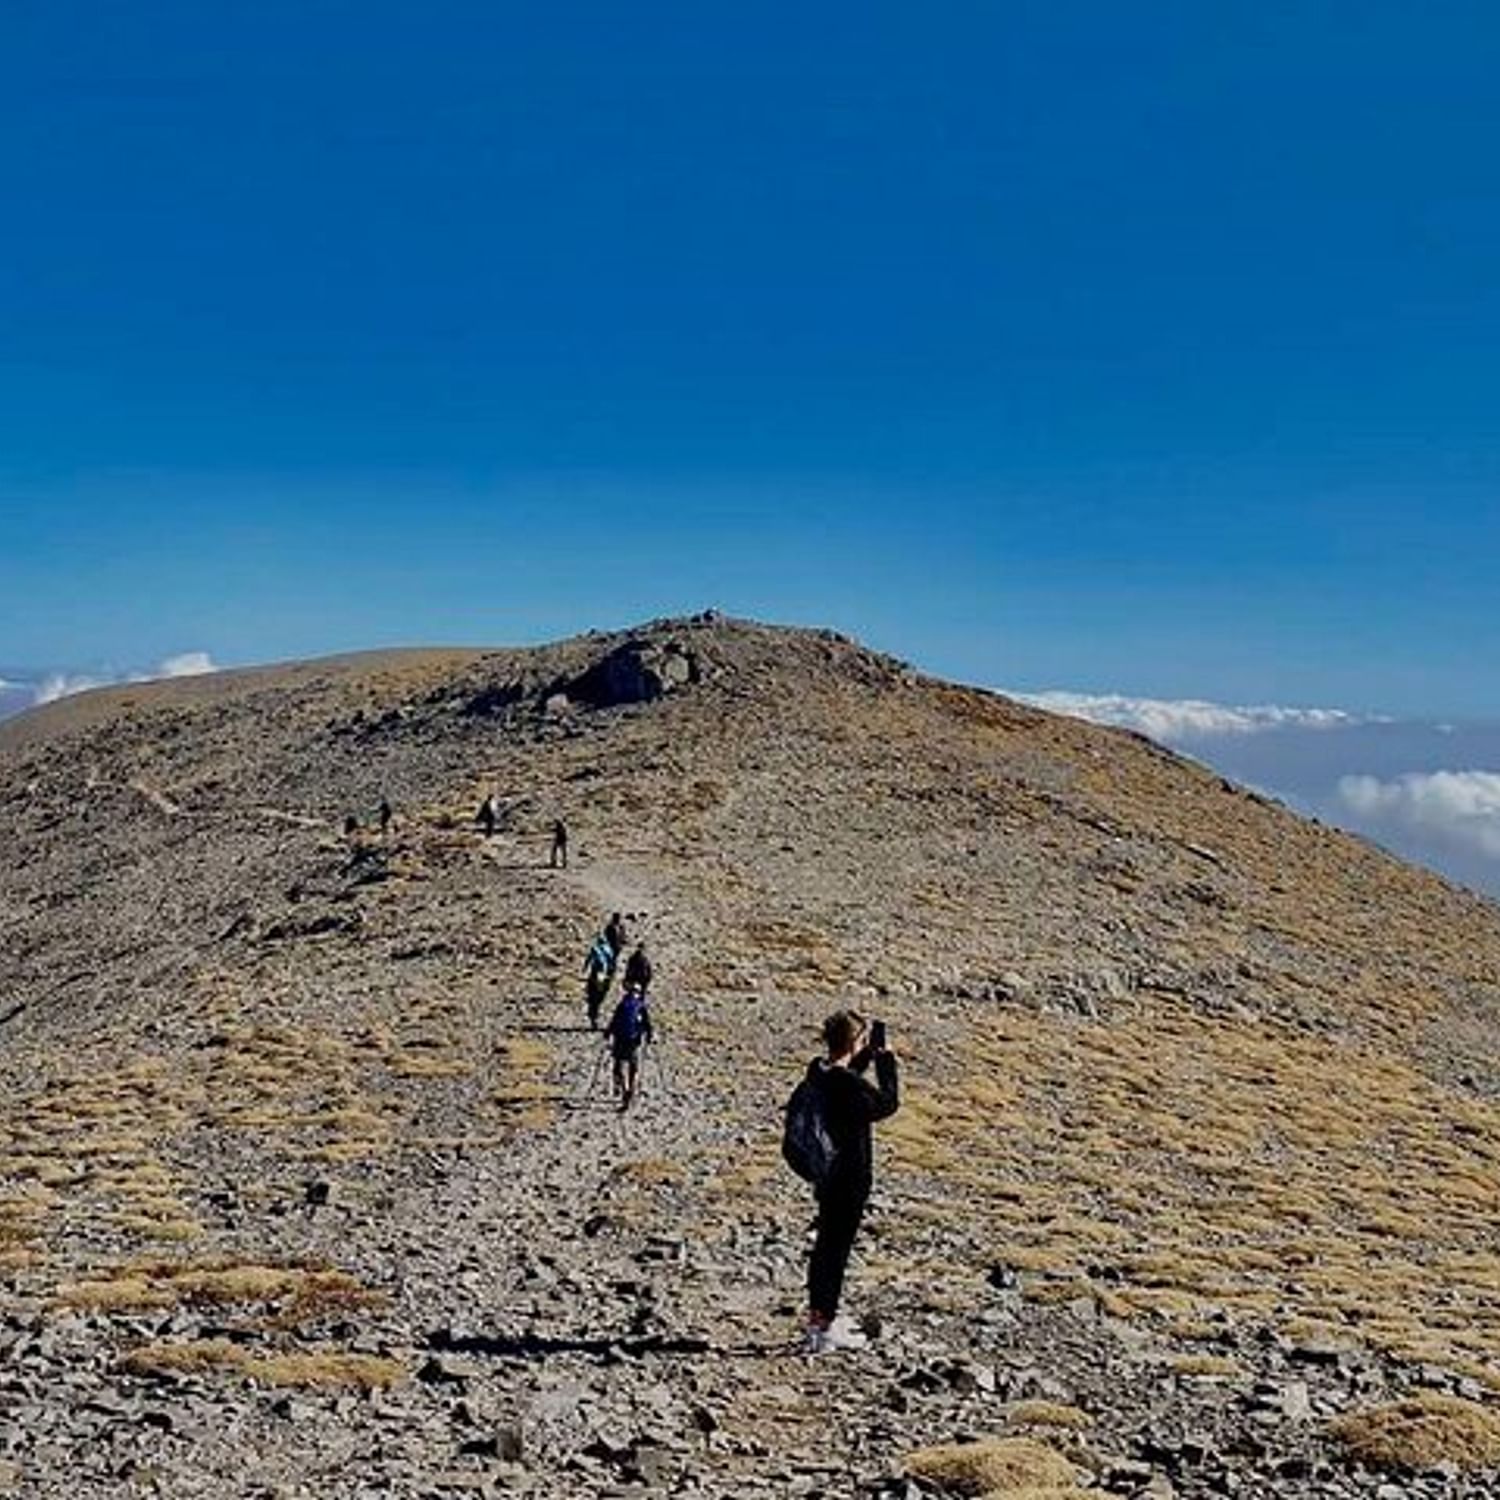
[564,637,701,708]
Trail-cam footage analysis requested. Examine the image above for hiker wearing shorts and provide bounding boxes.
[801,1010,899,1354]
[551,819,569,869]
[605,983,653,1111]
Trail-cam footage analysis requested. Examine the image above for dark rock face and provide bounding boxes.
[566,641,699,709]
[462,682,525,718]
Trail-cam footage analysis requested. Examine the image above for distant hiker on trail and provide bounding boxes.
[605,982,653,1110]
[583,934,615,1030]
[783,1010,899,1355]
[550,818,569,869]
[623,942,652,993]
[343,813,360,838]
[476,796,497,838]
[604,912,627,963]
[378,798,393,835]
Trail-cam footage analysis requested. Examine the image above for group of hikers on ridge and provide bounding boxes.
[346,794,569,868]
[581,916,900,1354]
[473,792,569,869]
[583,913,655,1110]
[355,799,900,1356]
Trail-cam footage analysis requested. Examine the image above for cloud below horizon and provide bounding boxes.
[1014,689,1369,742]
[1338,770,1500,861]
[1012,684,1500,899]
[31,651,219,706]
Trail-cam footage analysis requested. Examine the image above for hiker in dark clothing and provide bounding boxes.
[583,934,614,1030]
[802,1010,899,1354]
[477,796,497,837]
[604,912,627,963]
[343,813,360,838]
[605,982,653,1110]
[623,942,652,993]
[550,819,569,869]
[378,798,393,835]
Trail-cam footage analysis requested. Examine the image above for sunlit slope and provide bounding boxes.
[3,614,1500,1493]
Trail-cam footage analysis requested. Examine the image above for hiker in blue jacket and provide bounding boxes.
[583,934,615,1030]
[801,1010,899,1354]
[605,981,654,1111]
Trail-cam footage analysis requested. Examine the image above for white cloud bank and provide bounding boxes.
[1015,690,1365,742]
[33,651,219,706]
[1339,771,1500,861]
[155,651,217,679]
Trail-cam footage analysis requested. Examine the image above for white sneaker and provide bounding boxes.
[825,1318,869,1351]
[803,1321,868,1355]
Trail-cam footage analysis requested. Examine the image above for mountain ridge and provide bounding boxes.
[3,613,1500,1498]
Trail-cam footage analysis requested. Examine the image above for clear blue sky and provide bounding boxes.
[2,2,1496,714]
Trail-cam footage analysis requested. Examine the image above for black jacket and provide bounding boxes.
[809,1048,899,1198]
[624,949,653,990]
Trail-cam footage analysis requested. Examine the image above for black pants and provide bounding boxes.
[585,978,607,1028]
[808,1185,867,1321]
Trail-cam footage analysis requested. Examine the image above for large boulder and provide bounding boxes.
[567,641,699,708]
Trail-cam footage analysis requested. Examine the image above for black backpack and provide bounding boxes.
[782,1071,837,1185]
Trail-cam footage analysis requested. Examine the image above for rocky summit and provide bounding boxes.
[3,614,1500,1500]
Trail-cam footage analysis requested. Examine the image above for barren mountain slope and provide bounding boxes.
[3,614,1500,1499]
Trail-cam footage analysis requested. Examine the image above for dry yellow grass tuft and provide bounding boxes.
[1330,1395,1500,1471]
[387,1055,472,1080]
[116,1338,246,1376]
[1003,1401,1093,1431]
[974,1491,1088,1500]
[613,1157,686,1186]
[51,1259,381,1322]
[52,1275,173,1312]
[1169,1354,1242,1379]
[240,1349,404,1389]
[490,1035,557,1129]
[884,1000,1500,1386]
[0,1191,49,1255]
[905,1437,1083,1494]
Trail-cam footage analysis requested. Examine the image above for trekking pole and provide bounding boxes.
[580,1040,608,1100]
[646,1040,667,1095]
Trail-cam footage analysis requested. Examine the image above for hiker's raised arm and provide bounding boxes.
[864,1050,899,1121]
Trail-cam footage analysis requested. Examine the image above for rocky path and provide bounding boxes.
[5,818,1496,1497]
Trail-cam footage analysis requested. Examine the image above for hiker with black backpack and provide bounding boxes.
[782,1010,899,1354]
[604,981,653,1111]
